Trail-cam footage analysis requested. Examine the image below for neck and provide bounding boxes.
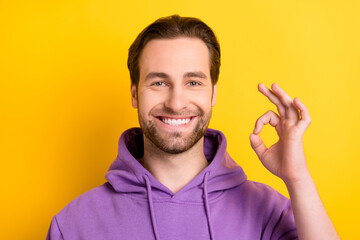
[140,136,208,194]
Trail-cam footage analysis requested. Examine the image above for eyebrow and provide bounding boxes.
[183,71,207,79]
[145,71,208,81]
[145,72,170,81]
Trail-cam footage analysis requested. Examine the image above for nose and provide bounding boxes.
[164,85,188,112]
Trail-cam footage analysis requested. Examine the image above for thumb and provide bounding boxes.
[249,133,267,160]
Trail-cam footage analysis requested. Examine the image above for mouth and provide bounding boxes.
[156,116,194,126]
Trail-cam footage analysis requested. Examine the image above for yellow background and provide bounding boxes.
[1,0,359,239]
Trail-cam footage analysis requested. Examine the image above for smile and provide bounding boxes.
[159,117,192,126]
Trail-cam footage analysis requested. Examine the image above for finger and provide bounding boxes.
[293,97,312,130]
[253,110,281,135]
[258,83,286,117]
[271,83,299,121]
[249,133,267,160]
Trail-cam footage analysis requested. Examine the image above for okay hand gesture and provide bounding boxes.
[249,83,312,184]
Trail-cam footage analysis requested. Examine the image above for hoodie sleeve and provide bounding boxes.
[46,216,64,240]
[272,200,298,240]
[263,199,298,240]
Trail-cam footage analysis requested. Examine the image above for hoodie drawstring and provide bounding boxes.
[144,175,160,240]
[203,172,215,240]
[144,173,215,240]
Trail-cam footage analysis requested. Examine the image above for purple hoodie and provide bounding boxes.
[47,128,298,240]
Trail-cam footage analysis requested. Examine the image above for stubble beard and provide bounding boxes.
[138,107,212,154]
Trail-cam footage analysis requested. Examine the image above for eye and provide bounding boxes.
[187,81,200,86]
[152,81,166,87]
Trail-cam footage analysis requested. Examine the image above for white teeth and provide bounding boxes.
[161,118,191,126]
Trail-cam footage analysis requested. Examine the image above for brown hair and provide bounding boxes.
[127,14,221,87]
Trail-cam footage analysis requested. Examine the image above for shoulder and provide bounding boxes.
[48,183,131,239]
[243,180,288,198]
[239,180,297,238]
[230,180,297,236]
[233,179,291,210]
[55,182,116,219]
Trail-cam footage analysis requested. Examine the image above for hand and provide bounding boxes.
[249,83,312,184]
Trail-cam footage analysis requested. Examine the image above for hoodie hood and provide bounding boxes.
[105,127,247,202]
[105,128,247,239]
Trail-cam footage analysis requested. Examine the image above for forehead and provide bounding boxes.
[139,37,210,78]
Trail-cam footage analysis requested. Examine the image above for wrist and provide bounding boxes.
[283,170,313,189]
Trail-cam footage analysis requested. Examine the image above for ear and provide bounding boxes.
[131,84,138,108]
[211,84,217,107]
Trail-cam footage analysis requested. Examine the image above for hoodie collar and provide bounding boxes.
[105,127,247,202]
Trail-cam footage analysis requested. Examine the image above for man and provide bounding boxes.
[47,15,339,239]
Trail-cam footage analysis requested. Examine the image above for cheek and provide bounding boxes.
[138,90,164,112]
[191,91,213,110]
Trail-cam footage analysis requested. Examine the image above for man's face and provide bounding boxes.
[131,37,217,154]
